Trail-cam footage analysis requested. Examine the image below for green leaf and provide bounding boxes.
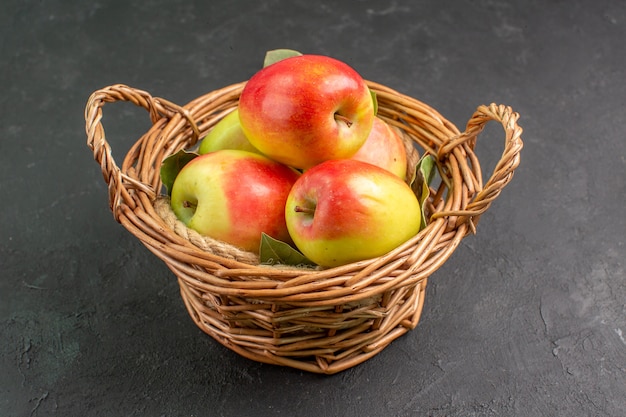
[263,49,303,67]
[259,233,317,267]
[160,150,198,196]
[410,154,436,230]
[370,89,378,116]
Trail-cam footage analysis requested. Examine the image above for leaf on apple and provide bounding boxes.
[263,49,303,68]
[160,149,198,196]
[259,233,317,267]
[370,89,378,116]
[410,154,436,230]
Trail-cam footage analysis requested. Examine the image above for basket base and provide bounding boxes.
[177,277,428,374]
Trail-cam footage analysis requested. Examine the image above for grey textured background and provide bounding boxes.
[1,1,625,416]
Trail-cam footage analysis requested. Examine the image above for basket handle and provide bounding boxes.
[84,84,200,217]
[432,103,523,232]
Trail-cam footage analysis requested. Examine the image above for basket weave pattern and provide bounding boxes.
[85,81,522,374]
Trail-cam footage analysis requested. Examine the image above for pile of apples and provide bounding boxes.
[165,51,423,268]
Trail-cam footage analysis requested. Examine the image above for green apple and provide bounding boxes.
[170,149,300,252]
[285,159,421,267]
[238,54,375,169]
[350,117,408,180]
[198,108,260,155]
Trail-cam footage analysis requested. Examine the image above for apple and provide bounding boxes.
[170,150,300,252]
[198,108,260,155]
[285,159,421,267]
[238,54,375,169]
[350,116,408,180]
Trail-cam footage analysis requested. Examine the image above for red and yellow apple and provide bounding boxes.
[350,117,408,180]
[285,159,421,267]
[198,108,260,155]
[238,54,375,169]
[170,150,300,252]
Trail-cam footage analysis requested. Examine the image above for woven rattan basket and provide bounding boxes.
[85,81,522,374]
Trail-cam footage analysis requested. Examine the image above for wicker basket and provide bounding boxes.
[85,81,522,374]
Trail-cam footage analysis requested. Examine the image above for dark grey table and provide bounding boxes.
[2,1,624,416]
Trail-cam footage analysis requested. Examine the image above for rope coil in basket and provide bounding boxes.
[85,81,522,374]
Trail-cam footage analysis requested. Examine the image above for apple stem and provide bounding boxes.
[334,113,353,128]
[294,205,315,215]
[183,200,197,210]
